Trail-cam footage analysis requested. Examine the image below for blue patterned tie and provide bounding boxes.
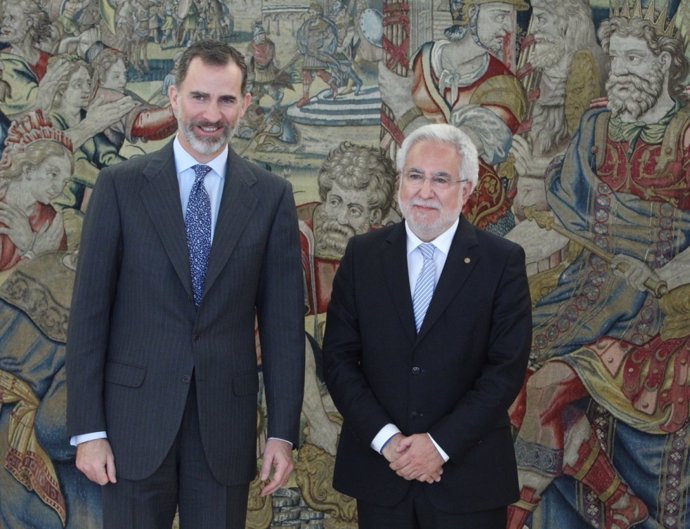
[412,243,436,332]
[186,164,212,306]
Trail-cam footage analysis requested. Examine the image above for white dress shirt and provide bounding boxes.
[173,137,227,240]
[370,218,461,462]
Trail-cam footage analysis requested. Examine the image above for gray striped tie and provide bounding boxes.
[412,243,436,332]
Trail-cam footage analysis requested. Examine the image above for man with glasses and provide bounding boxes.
[323,123,532,528]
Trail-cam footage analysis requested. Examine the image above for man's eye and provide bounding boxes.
[433,177,449,186]
[408,173,423,181]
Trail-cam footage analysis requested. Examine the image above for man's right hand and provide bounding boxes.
[381,433,403,463]
[76,439,117,485]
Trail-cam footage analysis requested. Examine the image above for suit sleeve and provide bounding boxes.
[255,181,305,446]
[429,243,532,462]
[322,239,396,445]
[66,168,122,437]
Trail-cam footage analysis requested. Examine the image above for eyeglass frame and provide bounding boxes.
[401,169,469,190]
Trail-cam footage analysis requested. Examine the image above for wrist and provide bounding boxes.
[380,433,398,455]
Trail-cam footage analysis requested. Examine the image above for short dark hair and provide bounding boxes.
[175,39,249,93]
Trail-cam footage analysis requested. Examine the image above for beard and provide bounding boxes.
[529,102,569,156]
[177,112,237,156]
[530,35,567,69]
[313,205,364,259]
[478,33,504,57]
[444,25,468,42]
[398,192,462,241]
[606,63,665,121]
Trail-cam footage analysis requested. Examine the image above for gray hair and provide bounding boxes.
[396,124,479,190]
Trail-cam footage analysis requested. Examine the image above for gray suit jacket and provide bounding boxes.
[66,141,305,485]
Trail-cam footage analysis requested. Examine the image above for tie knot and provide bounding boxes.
[418,243,435,260]
[192,164,212,180]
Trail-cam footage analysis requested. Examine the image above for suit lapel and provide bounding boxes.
[203,148,257,297]
[141,142,193,299]
[381,223,417,341]
[416,217,479,342]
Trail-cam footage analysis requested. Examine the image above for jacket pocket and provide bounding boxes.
[105,361,146,388]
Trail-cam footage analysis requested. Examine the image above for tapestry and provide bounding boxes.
[0,1,689,528]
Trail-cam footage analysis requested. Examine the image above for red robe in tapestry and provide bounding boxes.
[411,43,527,231]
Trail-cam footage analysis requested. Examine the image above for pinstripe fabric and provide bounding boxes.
[412,243,436,332]
[66,143,305,486]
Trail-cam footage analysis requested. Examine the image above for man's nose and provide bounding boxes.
[418,178,435,198]
[336,207,349,224]
[203,102,222,122]
[610,58,627,76]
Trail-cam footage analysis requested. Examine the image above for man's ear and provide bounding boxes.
[460,180,475,203]
[168,84,178,115]
[659,51,672,75]
[240,92,252,117]
[370,208,382,225]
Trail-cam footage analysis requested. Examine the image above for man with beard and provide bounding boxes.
[299,142,397,318]
[322,123,531,528]
[380,0,528,235]
[66,40,305,529]
[510,0,607,217]
[507,12,690,529]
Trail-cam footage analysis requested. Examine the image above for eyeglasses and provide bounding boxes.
[403,171,466,190]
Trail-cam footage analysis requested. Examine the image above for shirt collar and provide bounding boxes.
[173,136,228,178]
[405,218,460,256]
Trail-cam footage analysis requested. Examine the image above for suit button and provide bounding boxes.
[193,334,201,342]
[182,375,191,384]
[411,366,421,375]
[411,410,423,417]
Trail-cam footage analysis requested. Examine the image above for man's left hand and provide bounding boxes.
[389,434,444,484]
[259,438,294,496]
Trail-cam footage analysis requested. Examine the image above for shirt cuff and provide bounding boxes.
[71,431,107,447]
[371,423,401,454]
[427,433,449,462]
[267,437,293,448]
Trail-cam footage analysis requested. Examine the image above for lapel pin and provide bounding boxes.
[464,257,471,264]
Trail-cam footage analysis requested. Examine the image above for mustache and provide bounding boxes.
[532,34,559,45]
[192,119,228,129]
[314,219,356,255]
[408,199,441,210]
[315,218,357,239]
[607,72,659,95]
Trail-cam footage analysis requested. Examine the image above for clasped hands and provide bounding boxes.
[382,433,444,484]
